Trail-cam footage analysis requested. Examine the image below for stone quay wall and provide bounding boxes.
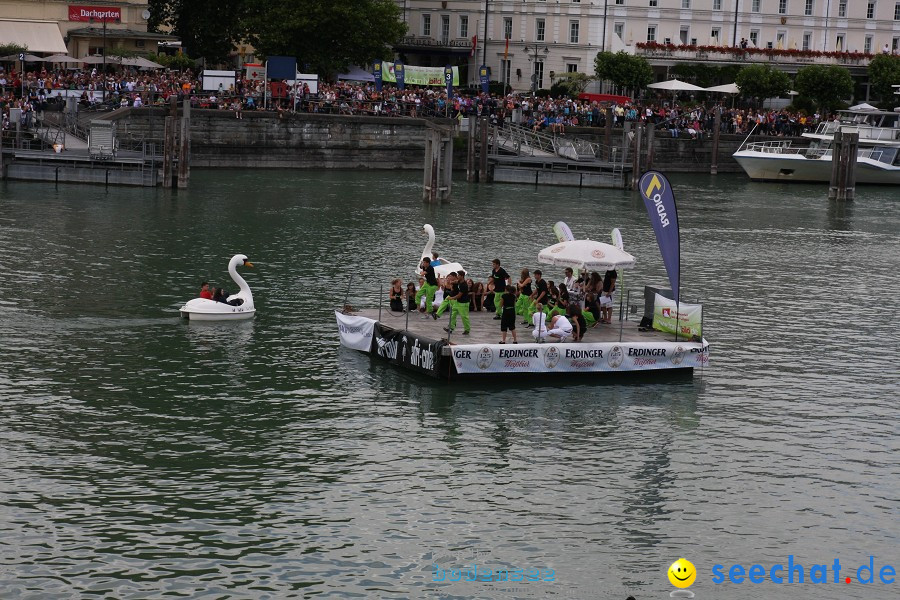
[109,109,806,173]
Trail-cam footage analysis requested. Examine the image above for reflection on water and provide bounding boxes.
[0,172,897,599]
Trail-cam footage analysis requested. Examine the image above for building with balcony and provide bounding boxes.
[397,1,900,91]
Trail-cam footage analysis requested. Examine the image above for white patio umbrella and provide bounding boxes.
[705,83,740,94]
[647,78,706,92]
[43,54,83,64]
[79,55,121,64]
[121,56,164,69]
[848,102,879,111]
[538,239,636,271]
[1,53,45,62]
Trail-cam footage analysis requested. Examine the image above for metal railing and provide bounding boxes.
[490,123,621,163]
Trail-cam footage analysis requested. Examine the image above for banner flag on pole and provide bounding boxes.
[471,35,477,57]
[504,38,509,61]
[373,61,383,92]
[444,65,453,98]
[553,221,575,243]
[638,171,680,304]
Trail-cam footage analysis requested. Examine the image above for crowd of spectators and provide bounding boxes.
[1,64,828,140]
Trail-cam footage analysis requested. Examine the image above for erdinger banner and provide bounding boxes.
[372,325,444,378]
[335,311,376,352]
[639,171,680,303]
[451,342,707,374]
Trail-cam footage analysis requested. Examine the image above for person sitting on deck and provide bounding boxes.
[546,314,574,342]
[389,279,404,312]
[568,304,586,341]
[406,282,417,312]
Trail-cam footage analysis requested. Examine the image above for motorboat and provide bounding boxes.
[418,224,465,278]
[733,107,900,184]
[180,254,255,321]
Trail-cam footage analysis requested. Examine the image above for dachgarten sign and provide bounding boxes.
[68,5,122,22]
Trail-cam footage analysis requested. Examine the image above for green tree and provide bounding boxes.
[0,43,27,57]
[594,51,652,95]
[735,64,791,104]
[248,0,407,75]
[795,64,853,113]
[867,54,900,107]
[148,0,249,64]
[549,72,595,98]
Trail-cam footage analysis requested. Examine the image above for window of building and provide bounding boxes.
[867,2,876,18]
[441,15,450,41]
[615,0,625,5]
[567,63,578,73]
[536,18,545,42]
[802,32,811,50]
[836,33,845,51]
[504,17,512,40]
[749,29,759,46]
[422,14,431,37]
[501,59,511,86]
[682,0,691,8]
[714,0,722,9]
[614,22,624,39]
[864,35,873,53]
[647,25,657,42]
[752,0,761,12]
[534,61,544,89]
[776,31,786,48]
[712,27,721,43]
[893,36,900,51]
[895,2,900,19]
[460,16,468,38]
[838,1,847,17]
[680,25,689,45]
[805,0,814,15]
[650,0,658,6]
[570,21,580,44]
[779,0,788,15]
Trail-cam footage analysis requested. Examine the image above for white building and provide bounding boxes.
[396,1,900,91]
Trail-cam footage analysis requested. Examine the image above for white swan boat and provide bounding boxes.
[733,107,900,184]
[418,224,465,278]
[180,254,255,321]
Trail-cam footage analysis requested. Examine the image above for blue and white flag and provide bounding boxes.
[639,171,680,303]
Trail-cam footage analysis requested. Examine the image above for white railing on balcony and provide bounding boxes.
[635,46,872,67]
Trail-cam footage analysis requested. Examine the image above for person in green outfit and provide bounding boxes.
[443,270,471,335]
[415,257,439,317]
[490,259,511,320]
[434,272,457,319]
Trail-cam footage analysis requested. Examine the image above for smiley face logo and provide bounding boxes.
[668,558,696,588]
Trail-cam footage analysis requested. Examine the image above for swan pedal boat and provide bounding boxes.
[419,224,465,278]
[180,254,256,321]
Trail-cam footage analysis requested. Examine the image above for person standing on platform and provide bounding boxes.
[490,259,511,320]
[499,285,518,344]
[524,270,548,324]
[444,270,471,335]
[415,257,439,317]
[434,272,458,319]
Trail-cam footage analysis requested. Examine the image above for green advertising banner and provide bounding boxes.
[381,62,459,87]
[653,293,702,338]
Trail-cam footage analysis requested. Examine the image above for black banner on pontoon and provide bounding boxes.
[372,324,444,378]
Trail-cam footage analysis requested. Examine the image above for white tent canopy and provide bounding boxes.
[337,66,374,82]
[848,102,879,112]
[705,83,740,94]
[538,239,636,271]
[647,78,706,92]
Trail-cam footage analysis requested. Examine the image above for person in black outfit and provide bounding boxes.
[212,288,228,303]
[490,259,511,319]
[499,285,518,344]
[389,279,404,312]
[406,282,417,311]
[526,270,549,324]
[568,304,587,341]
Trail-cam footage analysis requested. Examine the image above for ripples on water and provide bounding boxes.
[0,173,897,599]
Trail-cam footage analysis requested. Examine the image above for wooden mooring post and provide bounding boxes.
[646,121,655,171]
[630,123,643,190]
[710,106,722,175]
[177,99,191,188]
[162,115,176,188]
[466,117,477,182]
[478,117,489,183]
[423,127,453,203]
[828,131,858,201]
